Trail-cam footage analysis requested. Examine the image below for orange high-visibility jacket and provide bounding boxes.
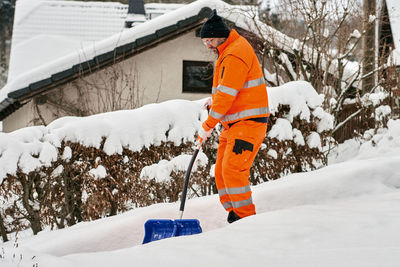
[202,29,270,131]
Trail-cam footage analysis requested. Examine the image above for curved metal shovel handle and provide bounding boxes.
[179,148,200,219]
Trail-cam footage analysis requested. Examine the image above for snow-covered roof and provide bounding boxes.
[8,0,183,81]
[12,0,185,47]
[8,0,126,81]
[12,0,127,47]
[146,3,185,19]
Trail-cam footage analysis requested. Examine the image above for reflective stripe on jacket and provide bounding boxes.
[202,29,270,131]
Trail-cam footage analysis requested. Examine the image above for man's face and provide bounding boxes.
[202,37,227,54]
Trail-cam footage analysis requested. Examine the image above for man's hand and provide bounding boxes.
[203,97,212,112]
[197,127,213,146]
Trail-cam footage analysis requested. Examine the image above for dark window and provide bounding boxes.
[182,60,213,93]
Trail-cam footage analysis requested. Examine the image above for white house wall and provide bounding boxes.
[3,102,35,133]
[133,31,214,104]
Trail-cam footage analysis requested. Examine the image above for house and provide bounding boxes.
[0,0,355,132]
[378,0,400,116]
[0,0,215,132]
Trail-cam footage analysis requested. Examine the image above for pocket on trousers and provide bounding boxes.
[232,139,254,155]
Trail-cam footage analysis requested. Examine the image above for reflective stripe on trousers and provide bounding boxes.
[219,185,253,210]
[221,196,254,210]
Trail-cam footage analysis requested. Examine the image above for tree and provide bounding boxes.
[362,0,376,94]
[0,0,15,88]
[31,61,145,126]
[239,0,387,142]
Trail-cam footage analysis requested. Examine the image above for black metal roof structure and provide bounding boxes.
[0,7,212,121]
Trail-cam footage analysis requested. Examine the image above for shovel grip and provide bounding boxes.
[179,148,200,215]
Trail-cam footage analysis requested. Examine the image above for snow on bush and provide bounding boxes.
[268,81,325,120]
[0,99,205,183]
[252,81,334,181]
[328,119,400,164]
[140,152,208,183]
[89,165,107,180]
[375,105,391,121]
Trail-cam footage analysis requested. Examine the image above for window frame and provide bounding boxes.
[182,60,213,94]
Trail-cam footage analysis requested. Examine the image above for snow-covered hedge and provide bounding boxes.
[0,81,334,238]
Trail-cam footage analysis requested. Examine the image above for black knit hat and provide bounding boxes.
[200,9,230,38]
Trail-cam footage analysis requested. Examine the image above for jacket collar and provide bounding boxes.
[217,29,240,56]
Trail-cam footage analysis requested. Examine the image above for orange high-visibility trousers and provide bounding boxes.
[214,120,267,219]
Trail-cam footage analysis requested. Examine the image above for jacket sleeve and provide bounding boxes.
[202,55,248,131]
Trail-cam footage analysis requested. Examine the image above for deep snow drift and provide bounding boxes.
[1,139,400,267]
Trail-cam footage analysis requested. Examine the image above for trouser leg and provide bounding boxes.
[216,120,267,219]
[215,130,232,212]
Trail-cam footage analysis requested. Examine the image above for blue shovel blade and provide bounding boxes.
[173,219,202,236]
[142,219,202,244]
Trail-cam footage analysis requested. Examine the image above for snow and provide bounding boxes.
[89,165,107,180]
[0,80,400,266]
[51,165,64,178]
[268,81,326,122]
[312,107,334,133]
[7,0,184,81]
[0,81,331,183]
[323,28,329,38]
[267,149,278,159]
[146,3,185,19]
[329,118,400,164]
[1,132,400,266]
[292,38,300,51]
[0,99,206,183]
[141,152,208,183]
[268,118,293,140]
[8,0,128,81]
[368,14,376,23]
[367,91,388,106]
[375,105,391,121]
[48,99,204,155]
[350,29,361,39]
[292,128,305,146]
[61,146,72,161]
[306,131,322,151]
[8,35,92,82]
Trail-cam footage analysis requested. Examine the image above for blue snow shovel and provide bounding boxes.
[142,148,202,244]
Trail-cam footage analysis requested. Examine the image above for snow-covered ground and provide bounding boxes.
[0,124,399,266]
[0,81,399,266]
[1,128,400,266]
